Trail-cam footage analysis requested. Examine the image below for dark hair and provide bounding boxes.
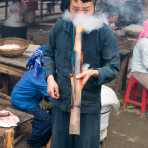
[76,0,94,2]
[70,0,94,3]
[67,0,96,9]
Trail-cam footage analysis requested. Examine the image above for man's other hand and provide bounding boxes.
[76,69,99,88]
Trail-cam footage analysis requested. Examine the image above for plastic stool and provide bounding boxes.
[124,75,148,113]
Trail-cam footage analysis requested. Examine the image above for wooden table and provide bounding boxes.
[0,44,40,76]
[0,44,40,95]
[0,104,33,148]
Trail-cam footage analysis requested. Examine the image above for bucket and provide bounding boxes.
[100,105,112,141]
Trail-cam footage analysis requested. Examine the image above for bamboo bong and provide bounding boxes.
[69,26,84,135]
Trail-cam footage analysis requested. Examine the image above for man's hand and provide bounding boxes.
[76,69,99,88]
[47,75,60,99]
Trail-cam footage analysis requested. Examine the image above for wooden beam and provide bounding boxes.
[0,63,24,77]
[0,92,10,101]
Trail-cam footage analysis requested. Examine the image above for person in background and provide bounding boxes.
[130,19,148,90]
[116,0,144,27]
[97,0,144,28]
[46,0,120,148]
[21,0,38,25]
[4,0,25,27]
[95,2,119,30]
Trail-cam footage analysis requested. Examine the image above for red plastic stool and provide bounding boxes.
[124,75,148,113]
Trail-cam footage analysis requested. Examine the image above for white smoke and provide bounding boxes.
[63,10,108,33]
[95,0,144,27]
[104,0,126,7]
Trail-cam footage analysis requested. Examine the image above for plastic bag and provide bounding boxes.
[101,85,120,112]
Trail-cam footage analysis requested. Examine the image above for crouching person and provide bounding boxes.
[11,45,53,148]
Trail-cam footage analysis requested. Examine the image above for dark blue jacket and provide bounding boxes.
[45,18,120,113]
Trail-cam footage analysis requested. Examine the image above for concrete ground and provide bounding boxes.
[106,110,148,148]
[15,109,148,148]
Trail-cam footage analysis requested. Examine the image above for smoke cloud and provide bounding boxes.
[63,10,108,33]
[95,0,144,27]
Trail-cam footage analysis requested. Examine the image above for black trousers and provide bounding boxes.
[51,107,100,148]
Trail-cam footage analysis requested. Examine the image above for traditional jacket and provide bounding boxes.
[45,15,120,113]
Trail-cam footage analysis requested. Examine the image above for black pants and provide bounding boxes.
[51,107,100,148]
[27,107,52,148]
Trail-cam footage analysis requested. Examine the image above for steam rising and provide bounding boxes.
[95,0,144,27]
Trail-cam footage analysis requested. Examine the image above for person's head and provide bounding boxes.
[69,0,95,17]
[108,15,118,24]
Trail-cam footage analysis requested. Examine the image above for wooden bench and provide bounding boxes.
[0,100,33,148]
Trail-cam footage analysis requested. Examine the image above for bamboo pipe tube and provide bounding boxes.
[69,26,84,135]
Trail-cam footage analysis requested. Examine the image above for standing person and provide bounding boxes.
[46,0,120,148]
[21,0,38,25]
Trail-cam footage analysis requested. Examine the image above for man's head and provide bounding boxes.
[69,0,95,17]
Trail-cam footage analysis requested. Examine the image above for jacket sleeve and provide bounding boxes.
[97,26,120,85]
[42,22,59,76]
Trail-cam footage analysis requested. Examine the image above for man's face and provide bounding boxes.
[70,0,94,17]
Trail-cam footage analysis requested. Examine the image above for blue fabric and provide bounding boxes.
[13,104,52,147]
[11,69,48,111]
[26,45,47,77]
[27,107,52,148]
[11,69,63,111]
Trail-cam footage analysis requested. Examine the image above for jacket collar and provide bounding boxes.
[63,20,74,33]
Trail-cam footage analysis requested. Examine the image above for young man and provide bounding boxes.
[46,0,120,148]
